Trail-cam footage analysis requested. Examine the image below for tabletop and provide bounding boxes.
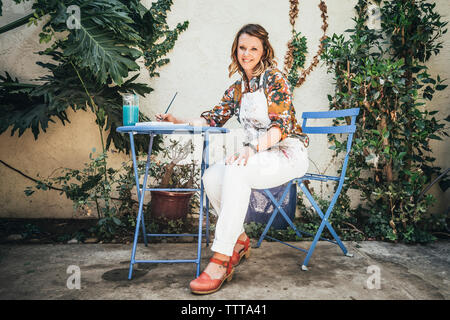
[116,124,229,135]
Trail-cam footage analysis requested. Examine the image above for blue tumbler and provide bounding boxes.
[123,93,139,126]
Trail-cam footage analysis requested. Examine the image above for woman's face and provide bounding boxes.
[237,33,264,77]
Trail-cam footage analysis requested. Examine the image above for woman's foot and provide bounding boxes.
[231,233,251,266]
[233,233,248,253]
[202,254,228,279]
[189,253,234,295]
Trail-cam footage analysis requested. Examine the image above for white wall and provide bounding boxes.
[0,0,448,218]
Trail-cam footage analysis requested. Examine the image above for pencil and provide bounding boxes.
[164,92,178,114]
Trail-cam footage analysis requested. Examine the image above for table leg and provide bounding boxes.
[205,198,210,247]
[195,132,210,277]
[129,132,150,246]
[128,134,153,280]
[204,134,210,247]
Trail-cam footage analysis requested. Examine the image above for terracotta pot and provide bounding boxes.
[150,190,195,220]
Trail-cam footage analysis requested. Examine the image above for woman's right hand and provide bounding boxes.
[155,113,177,123]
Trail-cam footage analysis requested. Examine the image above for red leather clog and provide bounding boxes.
[190,257,234,294]
[231,236,251,267]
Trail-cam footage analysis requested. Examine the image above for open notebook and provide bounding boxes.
[134,121,190,126]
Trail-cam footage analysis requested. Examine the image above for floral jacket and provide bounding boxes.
[200,67,308,146]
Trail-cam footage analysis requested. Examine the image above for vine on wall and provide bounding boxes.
[280,0,449,244]
[283,0,329,88]
[321,0,449,243]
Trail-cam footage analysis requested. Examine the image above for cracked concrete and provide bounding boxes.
[0,240,448,300]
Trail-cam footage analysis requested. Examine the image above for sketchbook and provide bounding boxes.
[134,121,190,126]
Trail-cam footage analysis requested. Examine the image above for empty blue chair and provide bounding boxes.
[255,108,360,270]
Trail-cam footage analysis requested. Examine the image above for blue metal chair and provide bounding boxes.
[255,108,360,270]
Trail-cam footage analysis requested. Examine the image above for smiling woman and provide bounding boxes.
[228,24,277,83]
[156,23,309,295]
[237,33,264,80]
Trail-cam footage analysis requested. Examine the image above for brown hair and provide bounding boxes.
[228,24,277,79]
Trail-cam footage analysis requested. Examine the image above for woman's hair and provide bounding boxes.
[228,24,277,79]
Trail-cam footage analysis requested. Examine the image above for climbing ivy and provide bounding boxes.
[320,0,449,243]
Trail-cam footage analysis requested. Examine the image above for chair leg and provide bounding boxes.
[256,181,300,247]
[256,206,279,248]
[256,181,353,271]
[298,183,349,255]
[264,188,303,239]
[301,218,327,270]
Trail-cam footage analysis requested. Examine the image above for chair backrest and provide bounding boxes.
[301,107,359,152]
[300,108,360,184]
[301,108,360,134]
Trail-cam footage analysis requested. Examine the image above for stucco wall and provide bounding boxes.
[0,0,448,219]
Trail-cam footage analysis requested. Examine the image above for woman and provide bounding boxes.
[156,24,309,294]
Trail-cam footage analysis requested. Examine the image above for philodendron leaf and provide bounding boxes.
[64,19,141,85]
[46,0,143,86]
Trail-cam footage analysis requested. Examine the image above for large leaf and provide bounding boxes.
[64,24,140,85]
[43,0,142,86]
[0,71,73,139]
[37,51,158,154]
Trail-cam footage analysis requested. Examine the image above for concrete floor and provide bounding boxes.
[0,240,448,300]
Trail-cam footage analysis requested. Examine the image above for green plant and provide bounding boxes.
[146,216,195,241]
[21,223,41,240]
[320,0,449,243]
[142,138,202,236]
[285,31,308,88]
[0,0,188,155]
[24,148,143,240]
[57,233,74,243]
[149,139,200,189]
[3,0,189,239]
[26,149,111,215]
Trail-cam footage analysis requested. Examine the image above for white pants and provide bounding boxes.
[202,138,309,256]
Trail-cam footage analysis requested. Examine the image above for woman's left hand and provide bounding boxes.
[225,146,255,166]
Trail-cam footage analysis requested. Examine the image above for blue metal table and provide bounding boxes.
[116,124,229,280]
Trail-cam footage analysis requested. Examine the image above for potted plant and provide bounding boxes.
[149,139,200,220]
